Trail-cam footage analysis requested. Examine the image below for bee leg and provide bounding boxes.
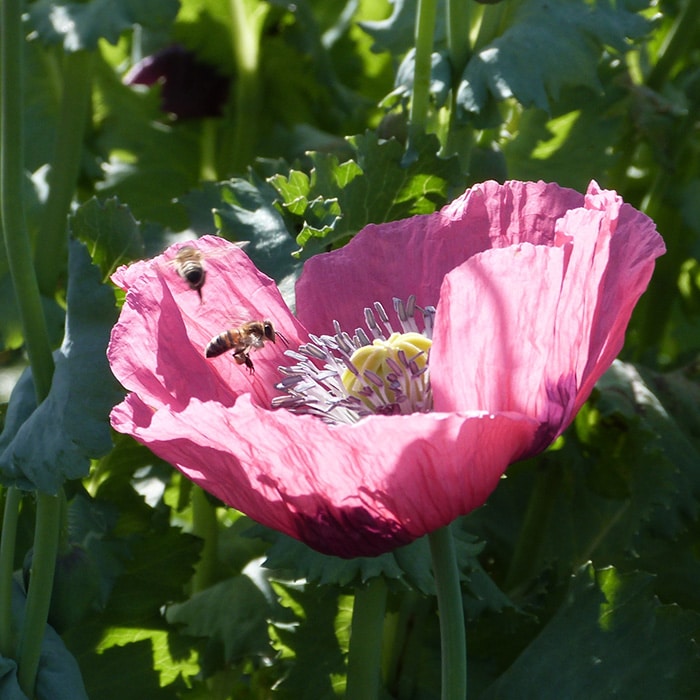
[232,348,256,374]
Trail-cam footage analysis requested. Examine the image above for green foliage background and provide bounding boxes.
[1,0,700,698]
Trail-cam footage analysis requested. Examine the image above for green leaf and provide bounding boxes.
[184,177,301,282]
[6,581,89,700]
[0,240,122,492]
[70,197,145,281]
[457,0,651,115]
[260,529,428,590]
[27,0,180,51]
[595,361,700,538]
[359,0,446,56]
[503,89,625,191]
[76,640,181,700]
[0,172,64,350]
[166,574,277,664]
[270,583,348,700]
[482,565,700,699]
[105,526,202,625]
[91,54,199,229]
[269,132,464,259]
[388,49,452,110]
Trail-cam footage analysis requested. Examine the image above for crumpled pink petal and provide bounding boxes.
[295,180,583,334]
[109,236,307,410]
[430,182,663,453]
[112,393,537,557]
[108,180,664,558]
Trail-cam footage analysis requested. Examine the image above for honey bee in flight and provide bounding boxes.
[205,320,288,373]
[172,246,207,300]
[170,241,248,301]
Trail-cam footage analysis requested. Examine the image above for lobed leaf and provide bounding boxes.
[457,0,651,115]
[27,0,180,51]
[481,565,700,699]
[269,132,464,259]
[0,241,121,493]
[70,197,145,282]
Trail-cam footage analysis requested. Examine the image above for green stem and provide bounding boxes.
[428,526,467,700]
[17,494,61,698]
[444,0,475,164]
[225,0,268,175]
[1,0,55,400]
[446,0,471,77]
[632,175,686,358]
[191,486,219,593]
[0,488,22,657]
[199,119,219,182]
[385,591,431,698]
[647,0,700,92]
[407,0,439,148]
[472,1,506,52]
[503,461,560,592]
[2,4,61,698]
[346,576,387,700]
[34,49,94,297]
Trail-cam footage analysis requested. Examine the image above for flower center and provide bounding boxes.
[341,332,432,411]
[273,296,435,424]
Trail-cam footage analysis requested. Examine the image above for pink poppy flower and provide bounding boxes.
[108,180,664,558]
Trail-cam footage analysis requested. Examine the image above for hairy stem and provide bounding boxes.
[446,0,471,77]
[1,0,55,399]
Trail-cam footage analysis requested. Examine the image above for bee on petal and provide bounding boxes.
[205,320,288,374]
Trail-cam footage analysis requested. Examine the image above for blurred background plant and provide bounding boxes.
[1,0,700,698]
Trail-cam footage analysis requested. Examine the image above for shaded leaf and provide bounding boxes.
[0,241,121,492]
[183,177,301,296]
[105,526,201,625]
[482,565,700,699]
[27,0,180,51]
[359,0,446,56]
[7,580,89,700]
[167,574,277,664]
[70,197,145,281]
[76,640,180,700]
[259,527,429,591]
[270,583,347,700]
[457,0,651,115]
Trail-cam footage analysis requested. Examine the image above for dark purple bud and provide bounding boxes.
[124,45,230,119]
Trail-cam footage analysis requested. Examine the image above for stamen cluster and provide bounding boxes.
[273,296,436,424]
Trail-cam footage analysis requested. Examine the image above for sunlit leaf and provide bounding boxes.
[269,132,464,259]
